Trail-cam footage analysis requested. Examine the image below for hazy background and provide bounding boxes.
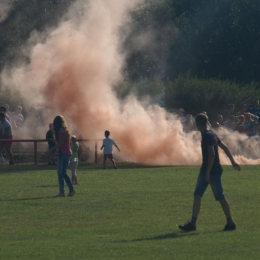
[1,0,260,165]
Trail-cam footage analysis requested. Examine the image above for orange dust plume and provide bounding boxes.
[1,0,260,165]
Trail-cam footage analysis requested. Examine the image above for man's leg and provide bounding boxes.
[219,198,232,218]
[219,198,236,230]
[103,158,107,169]
[179,172,208,231]
[191,195,201,219]
[210,175,236,231]
[5,146,14,164]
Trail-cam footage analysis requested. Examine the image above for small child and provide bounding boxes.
[100,130,120,169]
[70,135,79,185]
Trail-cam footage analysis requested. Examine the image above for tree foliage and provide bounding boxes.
[127,0,260,83]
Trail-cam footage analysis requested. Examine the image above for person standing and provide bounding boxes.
[70,135,79,185]
[179,113,240,232]
[249,100,260,122]
[46,123,56,165]
[0,112,15,165]
[53,115,75,197]
[100,130,120,169]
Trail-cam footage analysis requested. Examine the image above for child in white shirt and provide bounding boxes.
[100,130,120,169]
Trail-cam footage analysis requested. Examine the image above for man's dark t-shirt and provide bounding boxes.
[200,129,223,175]
[249,107,260,122]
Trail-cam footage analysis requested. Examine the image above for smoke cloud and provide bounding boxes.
[1,0,260,165]
[0,0,12,23]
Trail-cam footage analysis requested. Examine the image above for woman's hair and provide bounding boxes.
[53,115,71,141]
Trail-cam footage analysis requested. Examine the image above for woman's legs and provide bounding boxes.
[60,153,74,192]
[57,153,65,194]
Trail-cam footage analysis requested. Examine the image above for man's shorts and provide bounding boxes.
[2,135,13,147]
[194,171,225,201]
[104,154,113,160]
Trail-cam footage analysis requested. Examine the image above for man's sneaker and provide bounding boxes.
[67,190,75,197]
[179,221,196,232]
[54,193,65,198]
[223,223,236,231]
[9,161,15,165]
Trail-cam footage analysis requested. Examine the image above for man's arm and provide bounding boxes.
[219,141,241,171]
[205,146,215,183]
[100,144,104,150]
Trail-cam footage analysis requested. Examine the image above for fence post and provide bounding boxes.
[34,141,37,165]
[95,141,98,163]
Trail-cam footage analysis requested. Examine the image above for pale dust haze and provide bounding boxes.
[1,0,260,165]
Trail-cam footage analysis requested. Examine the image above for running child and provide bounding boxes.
[100,130,120,169]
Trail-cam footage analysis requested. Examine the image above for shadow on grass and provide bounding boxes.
[0,162,184,173]
[0,196,54,201]
[114,231,199,243]
[36,185,58,188]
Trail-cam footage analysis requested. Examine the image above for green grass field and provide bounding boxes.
[0,163,259,260]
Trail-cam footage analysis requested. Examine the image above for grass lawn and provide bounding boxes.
[0,163,259,260]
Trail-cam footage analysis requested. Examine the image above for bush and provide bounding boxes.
[164,73,260,117]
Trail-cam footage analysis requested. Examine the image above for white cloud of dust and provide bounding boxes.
[1,0,260,166]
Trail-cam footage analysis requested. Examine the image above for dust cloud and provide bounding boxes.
[1,0,260,165]
[0,0,12,23]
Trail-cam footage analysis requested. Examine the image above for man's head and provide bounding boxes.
[240,104,247,112]
[253,100,259,109]
[195,113,208,131]
[0,106,7,113]
[0,112,5,122]
[105,130,110,137]
[185,114,192,122]
[15,106,22,114]
[217,115,223,123]
[71,135,77,143]
[177,108,185,117]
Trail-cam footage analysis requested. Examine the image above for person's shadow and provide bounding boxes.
[113,231,199,243]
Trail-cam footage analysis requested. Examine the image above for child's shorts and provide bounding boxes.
[104,154,113,159]
[194,171,225,201]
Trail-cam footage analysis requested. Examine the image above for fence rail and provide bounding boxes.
[0,139,101,165]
